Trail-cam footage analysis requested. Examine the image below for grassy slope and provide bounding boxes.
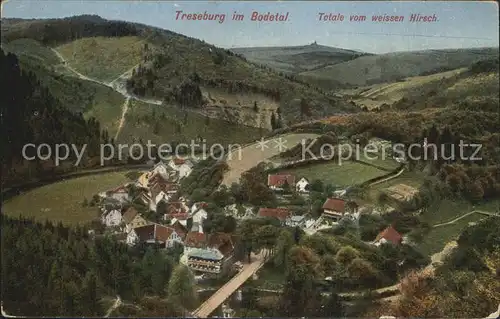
[3,38,130,136]
[278,160,387,187]
[300,47,499,87]
[56,36,145,82]
[118,99,264,145]
[230,43,368,73]
[2,171,136,225]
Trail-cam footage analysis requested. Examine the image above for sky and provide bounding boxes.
[2,0,499,53]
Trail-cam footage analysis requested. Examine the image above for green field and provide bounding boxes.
[118,100,264,145]
[56,36,145,82]
[278,160,387,187]
[2,171,137,225]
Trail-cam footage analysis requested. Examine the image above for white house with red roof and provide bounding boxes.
[322,198,347,221]
[267,174,296,191]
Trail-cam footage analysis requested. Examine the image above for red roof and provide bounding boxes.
[258,208,291,221]
[172,220,188,239]
[184,231,207,248]
[167,202,187,215]
[133,224,176,243]
[375,225,403,245]
[322,198,345,213]
[154,225,176,242]
[267,174,296,187]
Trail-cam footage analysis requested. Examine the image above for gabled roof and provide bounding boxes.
[154,224,176,242]
[167,201,188,214]
[133,224,176,243]
[184,231,207,248]
[172,220,188,239]
[322,198,345,212]
[133,224,156,242]
[267,174,296,187]
[122,207,139,224]
[258,208,291,221]
[375,225,403,245]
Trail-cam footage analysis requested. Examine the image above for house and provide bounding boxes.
[192,208,208,225]
[165,212,190,226]
[190,202,208,214]
[150,161,171,179]
[322,198,347,221]
[149,182,177,212]
[295,177,310,193]
[223,204,254,219]
[171,219,188,240]
[258,208,291,225]
[186,232,235,276]
[373,225,403,246]
[184,229,208,254]
[286,215,306,227]
[168,157,194,179]
[106,185,130,203]
[101,209,122,227]
[267,174,296,191]
[122,207,148,233]
[126,224,183,248]
[166,201,190,215]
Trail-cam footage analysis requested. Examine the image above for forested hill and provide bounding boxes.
[1,15,358,124]
[0,49,109,183]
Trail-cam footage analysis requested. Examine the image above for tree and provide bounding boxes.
[81,271,101,316]
[254,225,280,255]
[335,246,359,265]
[270,112,277,130]
[273,229,295,268]
[280,245,324,317]
[167,264,198,311]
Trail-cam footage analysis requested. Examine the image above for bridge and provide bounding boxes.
[191,250,270,318]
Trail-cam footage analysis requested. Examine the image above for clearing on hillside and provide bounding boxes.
[56,36,145,82]
[2,171,137,225]
[222,133,320,186]
[339,68,467,110]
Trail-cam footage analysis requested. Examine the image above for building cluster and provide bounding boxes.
[98,158,236,277]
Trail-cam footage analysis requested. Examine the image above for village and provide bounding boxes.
[96,155,419,284]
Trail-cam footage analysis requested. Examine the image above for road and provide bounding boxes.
[221,133,319,186]
[50,48,162,139]
[192,250,268,318]
[432,210,499,228]
[105,295,122,317]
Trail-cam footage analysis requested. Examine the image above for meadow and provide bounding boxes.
[2,171,138,225]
